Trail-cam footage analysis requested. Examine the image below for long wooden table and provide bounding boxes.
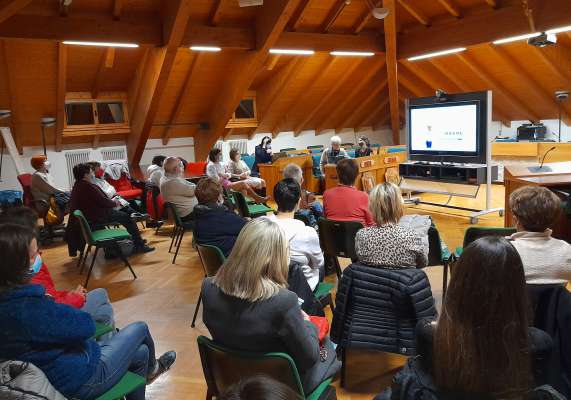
[492,142,571,162]
[258,154,318,200]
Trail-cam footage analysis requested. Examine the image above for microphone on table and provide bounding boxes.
[528,146,556,173]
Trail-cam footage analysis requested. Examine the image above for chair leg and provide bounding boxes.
[442,261,449,301]
[340,347,346,388]
[172,229,185,264]
[84,246,100,288]
[76,246,85,269]
[334,257,342,280]
[191,292,202,328]
[206,389,213,400]
[80,245,92,275]
[115,242,137,280]
[169,226,178,253]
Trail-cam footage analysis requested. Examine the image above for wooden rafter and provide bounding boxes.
[194,0,301,161]
[255,57,308,133]
[162,53,202,145]
[531,46,571,89]
[398,67,432,97]
[209,0,223,26]
[293,58,364,136]
[317,58,385,132]
[321,0,347,33]
[288,0,311,31]
[384,0,400,144]
[488,44,571,125]
[485,0,498,8]
[92,48,115,99]
[337,77,388,131]
[0,0,32,24]
[265,54,281,70]
[353,0,379,34]
[356,97,389,129]
[112,0,123,20]
[126,0,193,165]
[397,0,430,26]
[456,52,541,121]
[400,60,458,93]
[55,42,66,151]
[436,0,461,18]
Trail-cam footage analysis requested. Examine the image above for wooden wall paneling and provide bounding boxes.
[337,77,387,130]
[436,0,461,18]
[276,31,383,53]
[55,42,66,151]
[126,0,193,165]
[194,0,302,161]
[0,0,33,24]
[397,0,430,26]
[383,0,400,144]
[91,48,115,99]
[288,0,312,31]
[316,58,385,132]
[0,40,17,152]
[293,57,364,136]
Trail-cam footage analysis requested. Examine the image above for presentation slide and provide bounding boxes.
[410,104,478,153]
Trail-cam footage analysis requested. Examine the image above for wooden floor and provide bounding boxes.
[42,185,507,399]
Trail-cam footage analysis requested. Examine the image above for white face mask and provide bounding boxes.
[44,161,51,171]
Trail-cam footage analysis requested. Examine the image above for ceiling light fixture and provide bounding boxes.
[546,25,571,35]
[492,32,540,45]
[269,49,314,55]
[330,51,375,56]
[372,7,389,19]
[407,47,466,61]
[62,41,139,48]
[190,46,222,52]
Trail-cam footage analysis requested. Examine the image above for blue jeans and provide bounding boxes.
[73,322,156,400]
[81,288,114,327]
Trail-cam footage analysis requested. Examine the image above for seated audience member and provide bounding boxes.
[252,136,272,175]
[271,179,324,291]
[0,224,175,400]
[323,158,373,226]
[202,218,340,394]
[355,136,372,158]
[70,164,154,254]
[509,186,571,285]
[147,155,166,187]
[283,163,323,227]
[227,148,266,191]
[220,375,300,400]
[206,148,268,204]
[377,236,555,400]
[193,177,246,257]
[355,183,427,268]
[319,135,348,174]
[160,156,197,224]
[0,206,114,326]
[30,155,70,214]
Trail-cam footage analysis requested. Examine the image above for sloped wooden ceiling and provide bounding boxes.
[0,0,570,163]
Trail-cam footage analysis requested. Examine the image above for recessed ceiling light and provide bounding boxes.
[546,25,571,35]
[62,41,139,48]
[190,46,222,52]
[330,51,375,57]
[407,47,466,61]
[269,49,315,55]
[492,32,541,45]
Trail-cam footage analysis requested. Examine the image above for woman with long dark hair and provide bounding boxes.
[252,136,273,174]
[377,236,557,399]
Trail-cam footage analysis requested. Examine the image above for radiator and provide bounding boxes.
[101,147,126,161]
[227,139,248,155]
[64,150,90,188]
[214,141,223,151]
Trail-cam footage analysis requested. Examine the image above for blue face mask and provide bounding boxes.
[30,254,42,274]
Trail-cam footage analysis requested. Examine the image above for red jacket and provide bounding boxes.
[323,185,374,227]
[30,263,85,308]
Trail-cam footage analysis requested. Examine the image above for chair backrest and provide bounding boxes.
[427,226,445,267]
[165,202,184,227]
[241,155,255,171]
[106,173,133,192]
[186,161,207,176]
[231,191,249,218]
[17,173,33,207]
[196,244,225,277]
[307,145,324,150]
[280,147,296,152]
[197,336,305,398]
[318,218,363,261]
[73,210,95,245]
[463,226,516,248]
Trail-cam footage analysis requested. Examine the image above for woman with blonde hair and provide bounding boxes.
[201,218,340,393]
[355,182,427,268]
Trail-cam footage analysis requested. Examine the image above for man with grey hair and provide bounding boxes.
[283,163,323,228]
[319,135,348,174]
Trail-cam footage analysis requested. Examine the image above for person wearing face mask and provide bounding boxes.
[159,156,198,225]
[252,136,273,175]
[193,178,247,257]
[319,135,349,174]
[30,155,70,214]
[69,163,154,254]
[355,136,372,158]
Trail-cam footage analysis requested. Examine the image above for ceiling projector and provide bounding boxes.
[528,32,557,47]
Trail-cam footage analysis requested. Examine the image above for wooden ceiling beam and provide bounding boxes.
[398,67,432,97]
[293,58,364,136]
[353,0,379,34]
[55,42,66,152]
[288,0,311,31]
[487,44,571,125]
[0,0,32,24]
[456,52,541,121]
[92,48,115,99]
[356,97,389,129]
[162,53,203,145]
[126,0,193,165]
[321,0,347,33]
[436,0,461,18]
[112,0,123,20]
[194,0,301,161]
[531,46,571,89]
[400,60,459,93]
[397,0,431,26]
[337,77,387,131]
[209,0,223,26]
[316,57,385,132]
[384,0,400,144]
[398,0,571,59]
[265,54,281,70]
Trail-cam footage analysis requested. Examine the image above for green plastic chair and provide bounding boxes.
[73,210,136,288]
[94,371,146,400]
[314,281,335,311]
[197,336,334,400]
[232,191,274,218]
[94,322,114,339]
[317,218,363,279]
[165,202,193,264]
[455,226,517,256]
[427,226,452,299]
[191,244,226,328]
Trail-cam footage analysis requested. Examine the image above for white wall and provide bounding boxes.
[489,119,571,142]
[139,137,195,165]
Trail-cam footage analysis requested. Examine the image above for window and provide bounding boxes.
[64,95,128,129]
[235,99,255,119]
[65,103,94,126]
[96,102,125,124]
[226,94,258,128]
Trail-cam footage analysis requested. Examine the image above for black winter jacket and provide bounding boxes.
[330,263,436,356]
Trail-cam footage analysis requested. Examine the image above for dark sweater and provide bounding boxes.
[70,179,116,222]
[193,203,246,257]
[0,284,100,397]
